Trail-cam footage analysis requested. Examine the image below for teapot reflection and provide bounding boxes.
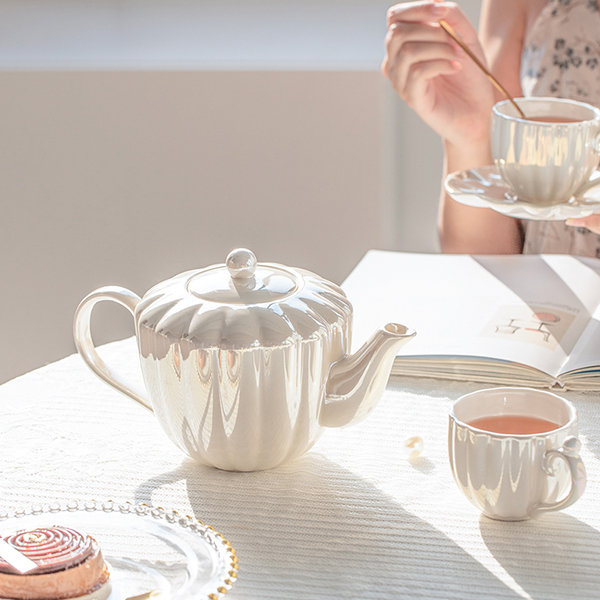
[74,249,415,471]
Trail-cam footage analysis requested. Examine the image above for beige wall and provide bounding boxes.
[0,0,482,383]
[1,70,396,382]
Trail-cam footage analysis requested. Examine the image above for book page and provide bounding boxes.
[342,252,600,378]
[560,316,600,374]
[561,285,600,374]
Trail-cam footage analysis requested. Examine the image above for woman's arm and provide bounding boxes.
[382,1,531,253]
[439,0,529,253]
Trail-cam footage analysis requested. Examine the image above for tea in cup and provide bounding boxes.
[448,387,586,521]
[491,97,600,205]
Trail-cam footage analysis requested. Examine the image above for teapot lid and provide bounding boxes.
[136,248,352,350]
[186,249,300,305]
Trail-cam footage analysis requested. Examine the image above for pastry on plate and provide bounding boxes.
[0,525,111,600]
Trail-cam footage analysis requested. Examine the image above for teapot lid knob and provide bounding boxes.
[226,248,257,280]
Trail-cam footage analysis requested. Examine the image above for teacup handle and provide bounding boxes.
[536,436,586,513]
[73,286,153,412]
[575,175,600,199]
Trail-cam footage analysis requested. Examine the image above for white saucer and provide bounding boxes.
[444,165,600,220]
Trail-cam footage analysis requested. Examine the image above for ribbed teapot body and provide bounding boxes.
[131,255,353,471]
[137,319,349,471]
[74,249,363,471]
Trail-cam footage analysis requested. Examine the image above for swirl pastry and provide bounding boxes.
[0,526,110,600]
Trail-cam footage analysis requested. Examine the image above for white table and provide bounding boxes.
[1,337,600,599]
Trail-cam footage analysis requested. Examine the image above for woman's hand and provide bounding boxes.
[382,1,495,148]
[566,216,600,234]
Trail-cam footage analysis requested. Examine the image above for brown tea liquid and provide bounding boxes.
[525,116,582,123]
[468,414,561,434]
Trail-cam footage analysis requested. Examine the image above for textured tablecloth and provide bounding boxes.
[1,337,600,599]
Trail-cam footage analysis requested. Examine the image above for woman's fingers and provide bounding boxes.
[382,1,493,146]
[385,20,450,50]
[386,1,453,27]
[387,1,480,50]
[387,41,460,99]
[402,59,461,105]
[383,22,459,96]
[566,215,600,234]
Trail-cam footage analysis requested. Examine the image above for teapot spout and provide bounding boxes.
[320,324,415,428]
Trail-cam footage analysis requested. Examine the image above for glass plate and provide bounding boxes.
[444,165,600,220]
[0,500,238,599]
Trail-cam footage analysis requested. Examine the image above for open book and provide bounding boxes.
[342,251,600,391]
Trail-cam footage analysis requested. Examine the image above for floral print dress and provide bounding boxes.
[520,0,600,256]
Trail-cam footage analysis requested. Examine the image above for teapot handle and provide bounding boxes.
[73,286,152,411]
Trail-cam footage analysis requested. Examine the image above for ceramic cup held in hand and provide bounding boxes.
[491,97,600,206]
[448,387,586,521]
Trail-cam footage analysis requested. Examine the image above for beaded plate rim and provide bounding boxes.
[0,499,239,600]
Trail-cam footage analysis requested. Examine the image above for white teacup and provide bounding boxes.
[491,97,600,205]
[448,387,586,521]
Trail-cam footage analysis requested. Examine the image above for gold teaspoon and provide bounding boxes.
[438,19,526,119]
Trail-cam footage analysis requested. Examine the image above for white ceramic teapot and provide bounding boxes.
[74,249,415,471]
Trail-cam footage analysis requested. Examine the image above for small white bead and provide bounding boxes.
[404,436,424,459]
